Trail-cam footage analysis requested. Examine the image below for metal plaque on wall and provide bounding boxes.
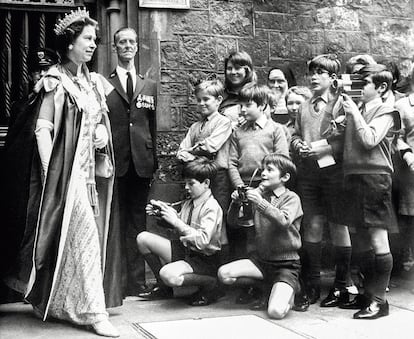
[138,0,190,9]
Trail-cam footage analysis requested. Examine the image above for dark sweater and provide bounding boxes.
[228,187,303,261]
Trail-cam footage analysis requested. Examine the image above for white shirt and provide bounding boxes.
[116,65,137,94]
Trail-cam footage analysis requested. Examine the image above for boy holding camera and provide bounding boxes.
[291,54,353,308]
[136,157,225,306]
[341,64,399,319]
[219,153,302,319]
[227,83,289,303]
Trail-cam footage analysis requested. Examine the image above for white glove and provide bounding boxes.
[35,118,54,175]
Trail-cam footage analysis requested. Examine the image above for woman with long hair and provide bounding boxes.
[220,51,257,128]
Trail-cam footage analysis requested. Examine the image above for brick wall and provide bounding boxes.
[152,0,414,182]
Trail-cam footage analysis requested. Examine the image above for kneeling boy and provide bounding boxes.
[137,157,225,306]
[218,153,303,319]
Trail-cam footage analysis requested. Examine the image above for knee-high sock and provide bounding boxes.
[143,253,163,285]
[358,250,376,297]
[182,273,217,290]
[302,241,322,288]
[334,246,352,289]
[371,253,393,303]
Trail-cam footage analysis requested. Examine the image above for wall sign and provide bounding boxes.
[139,0,190,9]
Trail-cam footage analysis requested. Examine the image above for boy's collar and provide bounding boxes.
[192,188,212,207]
[272,186,286,198]
[203,111,219,121]
[311,92,329,104]
[253,114,268,129]
[364,97,383,112]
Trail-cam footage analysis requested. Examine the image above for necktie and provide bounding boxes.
[126,72,133,102]
[186,201,194,226]
[200,117,208,131]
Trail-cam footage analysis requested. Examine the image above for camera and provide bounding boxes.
[151,204,162,217]
[237,185,249,203]
[332,74,365,100]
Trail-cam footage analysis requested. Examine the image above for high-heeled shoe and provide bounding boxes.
[90,319,120,337]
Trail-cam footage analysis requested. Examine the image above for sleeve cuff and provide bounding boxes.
[257,198,271,212]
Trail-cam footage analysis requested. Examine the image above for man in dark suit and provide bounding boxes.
[104,27,157,297]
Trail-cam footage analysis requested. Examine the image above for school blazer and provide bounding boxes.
[105,70,157,178]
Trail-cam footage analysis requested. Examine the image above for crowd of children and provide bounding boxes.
[136,51,413,321]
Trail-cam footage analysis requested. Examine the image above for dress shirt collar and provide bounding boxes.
[311,92,329,105]
[204,111,219,122]
[272,186,286,198]
[253,114,268,129]
[192,189,212,208]
[364,97,383,113]
[116,65,136,78]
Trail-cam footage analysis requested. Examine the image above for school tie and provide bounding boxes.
[186,201,194,226]
[126,71,133,102]
[200,117,208,131]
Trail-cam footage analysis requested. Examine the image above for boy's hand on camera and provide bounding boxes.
[158,203,179,226]
[341,94,359,116]
[231,189,242,203]
[246,188,263,205]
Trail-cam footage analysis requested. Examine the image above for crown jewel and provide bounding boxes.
[54,8,91,36]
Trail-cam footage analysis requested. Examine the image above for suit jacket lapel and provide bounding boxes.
[132,76,145,102]
[108,71,129,103]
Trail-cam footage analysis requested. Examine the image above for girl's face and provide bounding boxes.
[226,61,247,88]
[286,92,306,120]
[69,25,97,65]
[267,69,288,98]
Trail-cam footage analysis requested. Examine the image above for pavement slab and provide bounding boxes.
[1,277,414,339]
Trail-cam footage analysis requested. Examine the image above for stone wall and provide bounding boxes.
[151,0,414,182]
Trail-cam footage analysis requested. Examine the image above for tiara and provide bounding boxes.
[54,8,91,36]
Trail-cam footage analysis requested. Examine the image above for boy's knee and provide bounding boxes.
[136,231,151,252]
[159,266,184,287]
[217,265,235,285]
[267,303,290,320]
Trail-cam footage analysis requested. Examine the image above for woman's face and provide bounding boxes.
[267,69,288,98]
[69,25,97,64]
[226,61,247,88]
